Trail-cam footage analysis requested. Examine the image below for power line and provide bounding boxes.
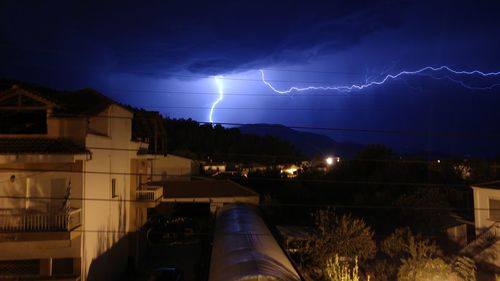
[0,44,390,76]
[2,143,493,167]
[44,113,500,138]
[0,166,476,188]
[109,90,364,97]
[0,195,495,212]
[1,61,371,85]
[3,54,500,87]
[200,122,500,138]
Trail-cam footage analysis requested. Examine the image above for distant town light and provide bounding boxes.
[437,159,441,164]
[336,157,340,163]
[326,157,334,165]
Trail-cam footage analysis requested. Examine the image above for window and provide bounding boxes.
[52,258,74,276]
[0,110,47,134]
[489,198,500,221]
[0,260,40,276]
[111,178,117,198]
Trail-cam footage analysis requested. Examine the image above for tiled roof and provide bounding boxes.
[0,138,88,154]
[471,181,500,190]
[0,80,115,117]
[150,179,258,199]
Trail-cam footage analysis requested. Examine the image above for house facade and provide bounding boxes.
[466,181,500,272]
[471,181,500,235]
[0,83,163,280]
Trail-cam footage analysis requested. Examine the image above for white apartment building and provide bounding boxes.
[465,181,500,271]
[0,84,164,280]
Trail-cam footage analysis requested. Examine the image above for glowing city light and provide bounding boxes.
[326,157,334,165]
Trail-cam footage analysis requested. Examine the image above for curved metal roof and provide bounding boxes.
[209,204,301,281]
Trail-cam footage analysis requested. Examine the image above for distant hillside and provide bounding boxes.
[163,118,303,163]
[239,124,364,158]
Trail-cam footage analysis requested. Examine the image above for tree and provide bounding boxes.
[296,210,375,280]
[453,256,476,281]
[370,227,440,281]
[398,257,458,281]
[395,187,451,234]
[380,227,440,260]
[397,235,452,281]
[298,209,375,275]
[325,255,363,281]
[312,209,376,262]
[395,234,469,281]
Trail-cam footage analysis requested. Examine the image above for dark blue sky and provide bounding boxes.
[1,1,500,156]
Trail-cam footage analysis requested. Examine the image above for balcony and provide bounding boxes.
[0,208,82,241]
[136,185,163,207]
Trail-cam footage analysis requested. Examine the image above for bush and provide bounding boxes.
[308,209,376,262]
[325,255,362,281]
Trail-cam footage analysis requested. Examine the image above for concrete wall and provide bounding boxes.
[152,154,196,180]
[47,117,88,145]
[0,162,83,212]
[82,104,134,281]
[472,186,500,235]
[0,161,84,262]
[0,103,151,280]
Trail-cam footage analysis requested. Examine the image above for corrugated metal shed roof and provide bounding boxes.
[209,204,301,281]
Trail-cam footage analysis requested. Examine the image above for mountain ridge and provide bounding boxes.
[238,123,364,158]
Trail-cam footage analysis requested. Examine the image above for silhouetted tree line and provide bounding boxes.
[254,145,483,235]
[163,118,303,164]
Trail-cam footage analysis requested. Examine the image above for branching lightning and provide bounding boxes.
[208,66,500,122]
[259,66,500,94]
[209,76,224,123]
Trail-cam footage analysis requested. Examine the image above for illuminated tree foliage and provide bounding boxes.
[380,227,441,260]
[295,210,375,280]
[311,209,376,262]
[325,255,365,281]
[453,256,476,281]
[398,257,458,281]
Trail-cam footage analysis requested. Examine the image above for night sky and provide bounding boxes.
[1,1,500,157]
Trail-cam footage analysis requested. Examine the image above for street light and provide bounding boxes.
[326,157,334,166]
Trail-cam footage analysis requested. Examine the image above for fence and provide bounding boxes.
[0,208,82,232]
[136,186,163,201]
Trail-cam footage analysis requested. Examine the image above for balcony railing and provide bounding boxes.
[0,208,82,232]
[136,186,163,202]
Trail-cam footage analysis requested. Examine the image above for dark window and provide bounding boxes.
[0,110,47,134]
[0,260,40,277]
[490,198,500,221]
[111,178,117,198]
[52,258,74,276]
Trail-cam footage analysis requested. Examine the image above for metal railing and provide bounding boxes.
[0,208,82,232]
[136,186,163,201]
[460,222,499,256]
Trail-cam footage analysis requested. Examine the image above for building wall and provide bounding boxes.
[0,102,151,280]
[152,154,196,180]
[0,161,84,261]
[472,186,500,235]
[82,105,134,281]
[0,166,82,211]
[47,117,88,145]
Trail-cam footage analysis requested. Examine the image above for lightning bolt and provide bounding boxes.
[260,66,500,94]
[209,75,224,123]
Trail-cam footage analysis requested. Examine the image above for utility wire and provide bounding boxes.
[0,166,476,188]
[37,113,500,138]
[0,195,491,211]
